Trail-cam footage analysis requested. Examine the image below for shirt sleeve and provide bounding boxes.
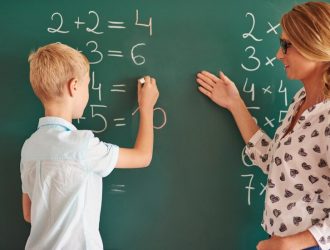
[309,122,330,250]
[20,161,27,193]
[244,129,273,174]
[309,221,330,250]
[85,133,119,177]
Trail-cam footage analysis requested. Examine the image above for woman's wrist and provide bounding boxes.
[227,96,245,114]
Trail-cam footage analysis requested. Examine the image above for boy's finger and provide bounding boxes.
[144,75,151,84]
[137,79,142,92]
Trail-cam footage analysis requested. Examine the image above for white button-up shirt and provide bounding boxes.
[246,88,330,250]
[20,117,119,250]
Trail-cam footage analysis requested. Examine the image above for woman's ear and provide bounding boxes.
[68,78,78,97]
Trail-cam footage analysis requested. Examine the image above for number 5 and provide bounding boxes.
[90,105,107,133]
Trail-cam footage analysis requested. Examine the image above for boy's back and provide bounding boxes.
[21,117,119,249]
[21,43,159,249]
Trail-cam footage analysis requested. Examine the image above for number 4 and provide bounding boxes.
[135,9,152,36]
[91,71,102,101]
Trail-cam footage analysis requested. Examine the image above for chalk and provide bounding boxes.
[139,78,145,84]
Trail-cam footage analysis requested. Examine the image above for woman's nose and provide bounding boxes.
[276,47,284,60]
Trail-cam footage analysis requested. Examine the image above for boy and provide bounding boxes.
[20,43,159,249]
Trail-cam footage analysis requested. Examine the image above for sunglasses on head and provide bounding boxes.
[279,38,292,54]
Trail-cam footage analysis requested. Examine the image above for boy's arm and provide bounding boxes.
[22,193,31,223]
[116,76,159,168]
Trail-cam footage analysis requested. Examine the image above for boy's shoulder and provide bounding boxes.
[21,118,96,161]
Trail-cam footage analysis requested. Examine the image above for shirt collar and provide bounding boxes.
[293,87,330,111]
[38,116,77,131]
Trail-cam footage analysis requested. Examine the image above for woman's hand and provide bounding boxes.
[257,231,318,250]
[257,236,292,250]
[196,70,259,143]
[196,71,240,111]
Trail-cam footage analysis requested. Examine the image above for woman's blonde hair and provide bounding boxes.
[281,1,330,97]
[28,43,90,102]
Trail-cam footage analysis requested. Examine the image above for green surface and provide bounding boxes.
[0,0,316,249]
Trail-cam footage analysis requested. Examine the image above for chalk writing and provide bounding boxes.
[240,11,288,205]
[47,9,167,133]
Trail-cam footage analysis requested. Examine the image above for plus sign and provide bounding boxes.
[74,17,85,29]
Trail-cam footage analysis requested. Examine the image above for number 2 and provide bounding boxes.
[47,12,69,34]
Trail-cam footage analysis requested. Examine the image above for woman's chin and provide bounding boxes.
[285,72,296,80]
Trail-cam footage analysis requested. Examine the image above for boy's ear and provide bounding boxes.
[68,78,78,97]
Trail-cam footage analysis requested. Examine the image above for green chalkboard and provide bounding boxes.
[1,0,323,249]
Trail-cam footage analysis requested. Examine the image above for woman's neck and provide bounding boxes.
[301,70,326,108]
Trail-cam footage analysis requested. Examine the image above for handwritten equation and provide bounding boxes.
[47,10,152,36]
[47,10,151,65]
[46,10,167,133]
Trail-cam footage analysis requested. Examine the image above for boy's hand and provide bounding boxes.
[138,76,159,112]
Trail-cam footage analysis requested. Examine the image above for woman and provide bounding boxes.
[196,2,330,250]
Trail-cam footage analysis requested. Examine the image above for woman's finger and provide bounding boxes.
[201,70,219,82]
[198,86,212,98]
[197,72,217,88]
[196,78,214,92]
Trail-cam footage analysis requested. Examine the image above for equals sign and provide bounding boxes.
[110,84,126,93]
[114,118,126,127]
[110,184,126,194]
[108,21,126,29]
[107,50,124,57]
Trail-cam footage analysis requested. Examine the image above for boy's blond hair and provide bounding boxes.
[28,43,90,102]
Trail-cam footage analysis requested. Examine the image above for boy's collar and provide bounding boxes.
[38,116,77,131]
